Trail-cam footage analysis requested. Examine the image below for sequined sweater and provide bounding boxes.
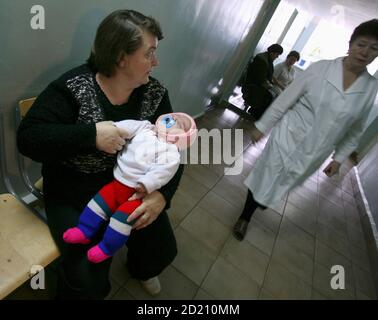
[17,64,184,209]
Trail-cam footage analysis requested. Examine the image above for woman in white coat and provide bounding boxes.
[233,19,378,241]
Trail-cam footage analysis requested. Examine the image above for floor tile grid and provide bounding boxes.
[169,111,243,297]
[175,110,270,299]
[333,170,373,298]
[314,170,346,299]
[262,194,324,299]
[180,108,322,299]
[222,115,286,299]
[230,113,276,290]
[314,165,367,299]
[169,171,220,300]
[175,145,257,297]
[255,204,286,299]
[313,175,340,299]
[309,179,323,300]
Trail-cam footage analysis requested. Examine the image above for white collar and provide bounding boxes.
[327,57,370,94]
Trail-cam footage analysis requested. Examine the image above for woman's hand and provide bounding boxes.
[95,121,128,154]
[323,160,341,177]
[127,191,166,230]
[251,124,264,144]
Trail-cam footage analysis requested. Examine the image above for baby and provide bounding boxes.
[63,113,196,263]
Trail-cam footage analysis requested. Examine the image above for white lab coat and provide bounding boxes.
[244,57,378,207]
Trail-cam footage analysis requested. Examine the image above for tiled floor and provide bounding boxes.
[6,105,377,300]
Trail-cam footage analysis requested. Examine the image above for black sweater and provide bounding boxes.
[17,64,184,210]
[245,52,274,86]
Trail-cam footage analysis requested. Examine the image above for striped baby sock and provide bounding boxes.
[87,211,133,263]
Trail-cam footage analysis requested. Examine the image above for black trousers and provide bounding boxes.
[242,85,273,120]
[239,190,267,222]
[45,196,177,299]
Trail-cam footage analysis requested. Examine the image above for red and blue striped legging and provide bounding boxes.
[77,179,142,256]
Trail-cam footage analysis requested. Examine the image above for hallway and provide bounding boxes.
[107,106,377,300]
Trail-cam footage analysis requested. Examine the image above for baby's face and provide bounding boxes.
[156,113,196,149]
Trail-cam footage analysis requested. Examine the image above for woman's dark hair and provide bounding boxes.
[349,19,378,45]
[87,9,163,77]
[267,44,283,54]
[287,50,300,61]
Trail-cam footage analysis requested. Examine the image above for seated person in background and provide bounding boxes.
[270,51,300,97]
[241,44,283,120]
[63,113,196,263]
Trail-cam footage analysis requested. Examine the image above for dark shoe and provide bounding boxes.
[232,218,249,241]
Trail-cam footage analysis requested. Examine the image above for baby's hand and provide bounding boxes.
[135,183,147,194]
[128,183,147,201]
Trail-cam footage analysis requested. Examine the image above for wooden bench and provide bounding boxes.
[0,99,60,299]
[0,193,60,299]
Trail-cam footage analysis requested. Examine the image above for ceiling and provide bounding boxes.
[286,0,378,29]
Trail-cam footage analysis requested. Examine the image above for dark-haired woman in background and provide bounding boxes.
[242,44,284,119]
